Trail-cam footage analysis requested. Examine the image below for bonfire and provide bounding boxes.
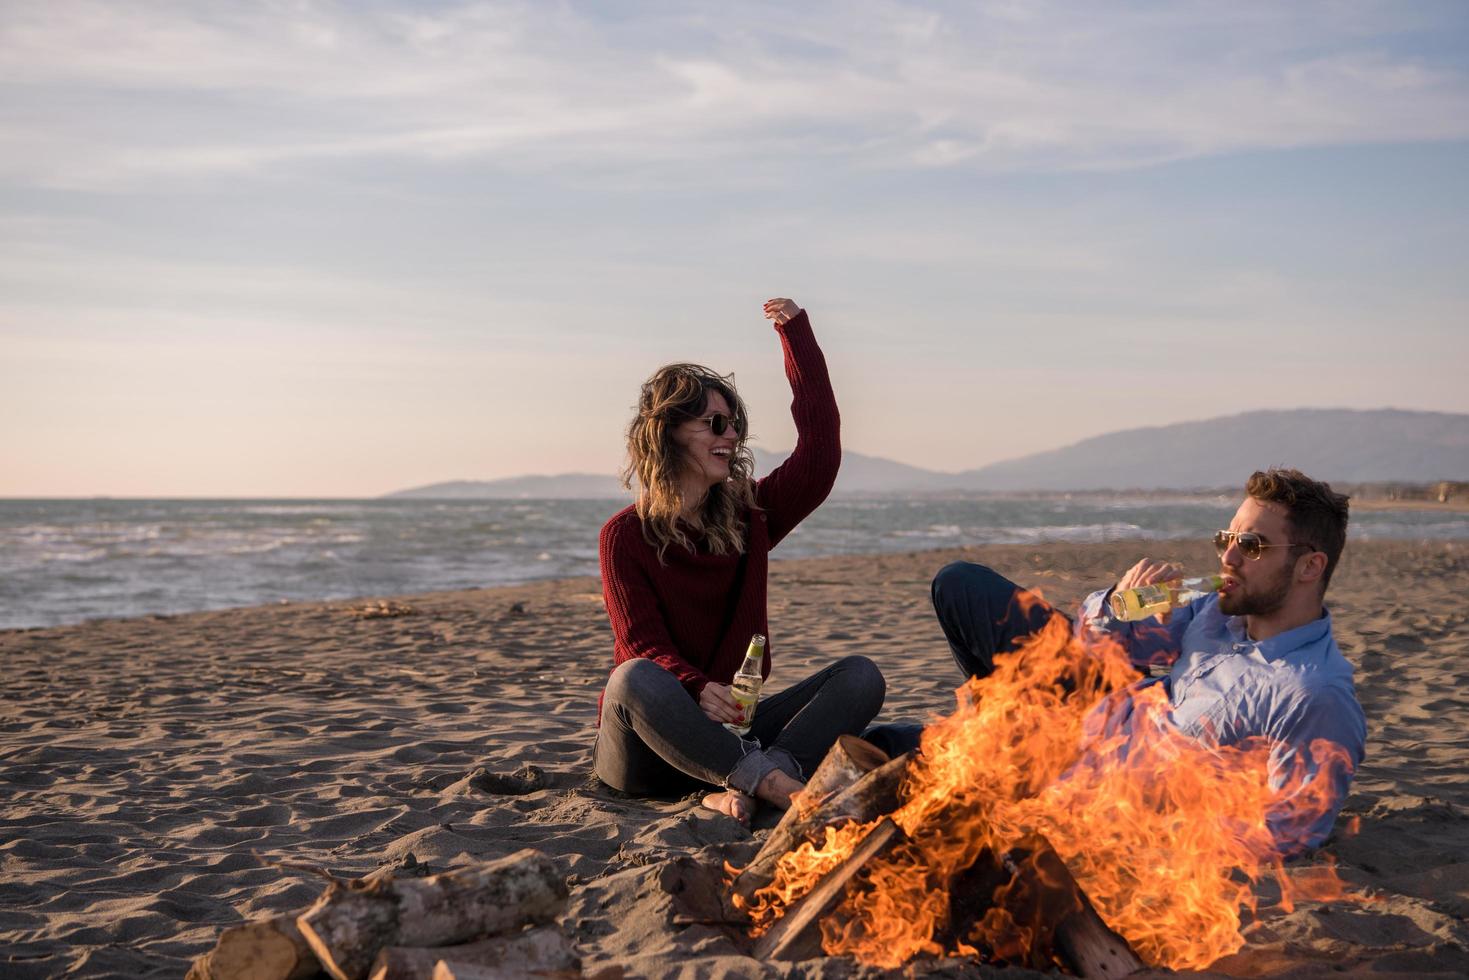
[729,595,1357,974]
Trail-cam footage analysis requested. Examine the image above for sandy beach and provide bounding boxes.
[3,538,1468,978]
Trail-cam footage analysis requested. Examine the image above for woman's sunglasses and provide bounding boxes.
[1212,529,1311,560]
[692,413,746,438]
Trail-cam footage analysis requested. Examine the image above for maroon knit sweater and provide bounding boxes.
[598,311,840,721]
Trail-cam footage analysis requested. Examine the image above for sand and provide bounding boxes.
[2,539,1468,978]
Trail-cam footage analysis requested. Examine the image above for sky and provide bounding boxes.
[3,0,1468,497]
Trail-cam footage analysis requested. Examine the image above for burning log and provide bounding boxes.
[296,849,568,980]
[742,824,1144,975]
[936,846,1013,954]
[732,748,913,906]
[994,836,1144,979]
[781,735,891,823]
[753,818,905,962]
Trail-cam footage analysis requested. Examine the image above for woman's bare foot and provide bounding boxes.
[702,789,755,825]
[703,769,804,824]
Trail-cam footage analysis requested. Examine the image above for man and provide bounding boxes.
[867,467,1366,857]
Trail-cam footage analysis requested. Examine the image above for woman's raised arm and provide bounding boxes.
[755,299,841,545]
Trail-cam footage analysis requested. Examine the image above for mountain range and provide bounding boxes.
[385,408,1469,498]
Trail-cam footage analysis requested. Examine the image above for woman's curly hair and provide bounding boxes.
[623,363,758,562]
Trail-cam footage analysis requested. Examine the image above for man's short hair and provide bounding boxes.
[1246,468,1350,591]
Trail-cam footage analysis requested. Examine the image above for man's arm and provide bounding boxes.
[1263,685,1367,857]
[1077,557,1199,671]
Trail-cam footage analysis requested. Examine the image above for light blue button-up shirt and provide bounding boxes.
[1079,589,1367,856]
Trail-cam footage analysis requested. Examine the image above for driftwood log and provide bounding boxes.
[1000,836,1144,979]
[429,958,575,980]
[187,854,432,980]
[771,735,889,833]
[185,913,319,980]
[732,749,913,906]
[368,926,576,980]
[297,849,568,980]
[753,817,905,961]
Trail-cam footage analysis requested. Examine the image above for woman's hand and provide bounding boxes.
[763,298,801,326]
[699,682,743,725]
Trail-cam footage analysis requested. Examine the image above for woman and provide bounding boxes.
[595,297,885,822]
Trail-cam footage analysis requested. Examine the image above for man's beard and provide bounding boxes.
[1218,564,1292,618]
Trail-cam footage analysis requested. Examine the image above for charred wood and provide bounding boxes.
[782,735,890,824]
[753,818,905,962]
[732,750,913,906]
[1000,836,1144,979]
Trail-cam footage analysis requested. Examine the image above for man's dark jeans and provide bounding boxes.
[863,561,1059,758]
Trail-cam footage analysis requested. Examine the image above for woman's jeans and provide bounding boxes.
[595,655,885,797]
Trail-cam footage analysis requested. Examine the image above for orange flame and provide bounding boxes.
[745,606,1359,970]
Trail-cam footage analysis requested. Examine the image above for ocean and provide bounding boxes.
[3,496,1465,630]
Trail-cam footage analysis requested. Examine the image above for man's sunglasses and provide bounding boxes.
[692,413,746,438]
[1212,529,1312,560]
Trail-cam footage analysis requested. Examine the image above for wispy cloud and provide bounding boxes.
[3,0,1465,189]
[4,1,1467,494]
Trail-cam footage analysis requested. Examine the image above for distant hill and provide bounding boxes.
[386,474,626,499]
[383,448,938,499]
[384,408,1469,497]
[751,448,951,493]
[946,408,1469,491]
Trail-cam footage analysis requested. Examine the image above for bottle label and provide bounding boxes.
[725,676,761,735]
[1136,584,1168,606]
[1110,582,1172,621]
